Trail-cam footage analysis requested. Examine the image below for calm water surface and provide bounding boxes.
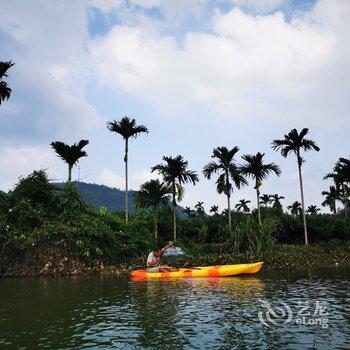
[0,267,349,349]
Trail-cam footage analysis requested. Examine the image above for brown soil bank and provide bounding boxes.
[1,243,350,277]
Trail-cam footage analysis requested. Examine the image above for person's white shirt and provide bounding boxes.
[147,251,159,267]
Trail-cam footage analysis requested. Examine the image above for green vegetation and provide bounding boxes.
[1,76,350,276]
[107,116,149,222]
[0,61,14,104]
[0,170,349,276]
[51,140,89,182]
[203,146,246,233]
[240,152,281,225]
[272,128,320,245]
[152,155,198,242]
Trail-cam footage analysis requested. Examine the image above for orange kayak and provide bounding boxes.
[130,262,263,279]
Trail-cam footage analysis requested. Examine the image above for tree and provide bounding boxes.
[107,116,148,222]
[272,128,320,246]
[195,201,205,216]
[235,199,251,213]
[209,205,219,215]
[152,155,198,242]
[51,140,89,182]
[183,206,195,218]
[259,194,271,206]
[135,179,171,239]
[203,146,247,233]
[321,186,340,214]
[240,152,281,225]
[0,61,14,105]
[307,205,320,215]
[270,194,285,211]
[324,157,350,218]
[287,201,302,216]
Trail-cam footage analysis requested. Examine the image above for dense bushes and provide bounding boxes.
[0,171,153,274]
[0,170,349,275]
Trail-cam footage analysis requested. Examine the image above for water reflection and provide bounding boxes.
[0,268,349,349]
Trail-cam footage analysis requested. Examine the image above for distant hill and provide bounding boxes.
[54,181,185,216]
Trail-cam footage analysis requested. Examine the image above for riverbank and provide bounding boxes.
[1,242,350,277]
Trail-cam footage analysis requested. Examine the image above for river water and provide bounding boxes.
[0,267,349,349]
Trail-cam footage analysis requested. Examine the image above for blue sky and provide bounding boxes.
[1,0,349,213]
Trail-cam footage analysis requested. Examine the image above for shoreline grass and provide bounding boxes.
[2,243,349,277]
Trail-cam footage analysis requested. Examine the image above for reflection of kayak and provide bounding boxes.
[130,262,263,279]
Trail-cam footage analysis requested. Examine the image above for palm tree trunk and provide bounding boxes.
[297,155,308,245]
[154,213,158,239]
[256,186,261,225]
[342,184,348,219]
[172,181,176,242]
[226,171,232,233]
[124,138,128,223]
[227,193,232,233]
[68,164,72,182]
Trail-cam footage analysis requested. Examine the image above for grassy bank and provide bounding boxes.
[2,243,350,277]
[182,243,350,271]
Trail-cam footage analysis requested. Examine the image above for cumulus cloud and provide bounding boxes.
[100,168,160,189]
[0,0,102,142]
[89,0,349,128]
[0,146,63,191]
[230,0,285,13]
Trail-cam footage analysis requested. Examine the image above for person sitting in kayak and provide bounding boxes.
[147,241,178,272]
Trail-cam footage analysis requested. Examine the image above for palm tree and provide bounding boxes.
[270,194,285,211]
[51,140,89,182]
[287,201,302,216]
[324,157,350,218]
[0,61,15,105]
[195,201,205,216]
[321,186,340,214]
[235,199,251,213]
[203,146,247,233]
[107,116,148,222]
[183,206,195,218]
[152,155,198,242]
[240,152,281,225]
[209,205,219,215]
[272,128,320,246]
[259,194,271,206]
[307,205,320,215]
[135,179,171,239]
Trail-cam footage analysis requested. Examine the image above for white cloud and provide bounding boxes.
[230,0,285,13]
[0,0,102,142]
[90,0,349,128]
[0,146,63,191]
[100,168,160,189]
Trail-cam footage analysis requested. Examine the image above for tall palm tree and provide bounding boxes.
[135,179,171,239]
[259,194,271,206]
[324,157,350,218]
[240,152,281,225]
[272,128,320,246]
[307,205,320,215]
[152,155,198,242]
[235,199,251,213]
[321,186,340,214]
[209,205,219,215]
[51,140,89,182]
[270,194,285,211]
[195,201,205,216]
[107,116,148,222]
[287,201,302,216]
[203,146,247,233]
[0,61,15,105]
